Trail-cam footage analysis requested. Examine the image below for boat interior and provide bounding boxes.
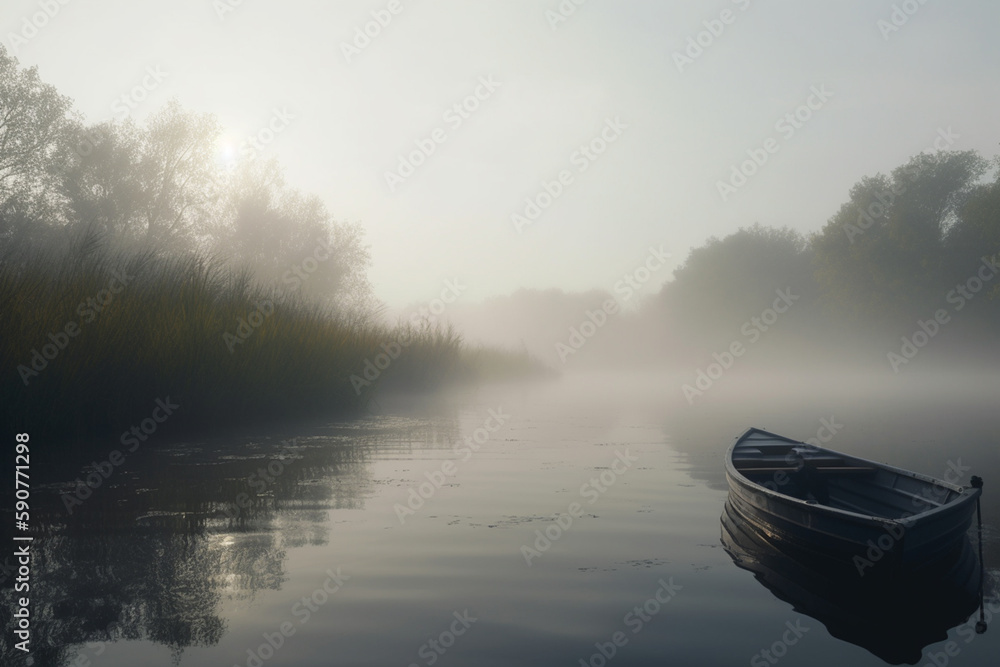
[732,439,960,519]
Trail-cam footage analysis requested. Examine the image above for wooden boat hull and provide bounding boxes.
[725,427,981,569]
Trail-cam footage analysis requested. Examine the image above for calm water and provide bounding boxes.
[4,371,999,667]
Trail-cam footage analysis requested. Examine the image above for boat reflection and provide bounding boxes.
[721,500,982,665]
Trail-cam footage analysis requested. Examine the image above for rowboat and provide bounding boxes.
[720,499,982,664]
[725,427,983,569]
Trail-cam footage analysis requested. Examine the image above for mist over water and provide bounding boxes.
[3,2,1000,666]
[3,371,999,666]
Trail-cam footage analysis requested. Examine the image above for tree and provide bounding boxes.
[945,164,1000,262]
[658,223,815,342]
[59,101,220,253]
[811,150,988,323]
[0,50,377,318]
[213,158,376,316]
[59,119,145,240]
[942,161,1000,311]
[140,101,221,248]
[0,44,74,239]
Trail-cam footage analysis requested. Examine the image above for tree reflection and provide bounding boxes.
[0,415,458,666]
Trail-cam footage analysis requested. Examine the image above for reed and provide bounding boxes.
[1,237,551,442]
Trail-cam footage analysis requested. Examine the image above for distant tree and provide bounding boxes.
[0,50,377,317]
[0,45,74,240]
[138,101,221,248]
[59,101,220,252]
[942,162,1000,309]
[658,223,815,343]
[811,150,988,323]
[944,164,1000,258]
[213,158,376,316]
[58,119,145,239]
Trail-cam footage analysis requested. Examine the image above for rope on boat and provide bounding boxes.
[972,475,987,634]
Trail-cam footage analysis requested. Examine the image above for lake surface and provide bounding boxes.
[4,370,999,667]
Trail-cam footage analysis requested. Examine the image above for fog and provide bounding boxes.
[3,5,1000,663]
[5,0,999,304]
[439,213,1000,381]
[4,1,1000,434]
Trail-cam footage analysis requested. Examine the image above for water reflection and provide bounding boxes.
[721,500,983,665]
[3,375,999,667]
[0,415,459,667]
[663,373,1000,585]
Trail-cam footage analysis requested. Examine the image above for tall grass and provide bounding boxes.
[1,236,550,443]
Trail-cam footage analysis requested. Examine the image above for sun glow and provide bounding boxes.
[214,132,241,171]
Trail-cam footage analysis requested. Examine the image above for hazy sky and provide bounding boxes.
[6,0,999,308]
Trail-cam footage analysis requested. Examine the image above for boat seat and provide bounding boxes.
[736,463,877,475]
[811,466,878,475]
[828,477,947,510]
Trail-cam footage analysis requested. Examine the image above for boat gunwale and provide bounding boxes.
[725,427,980,527]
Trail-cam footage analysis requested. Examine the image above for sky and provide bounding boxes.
[5,0,1000,309]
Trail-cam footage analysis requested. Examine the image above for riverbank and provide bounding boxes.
[1,240,553,443]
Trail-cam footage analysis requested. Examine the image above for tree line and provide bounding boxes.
[0,45,374,316]
[656,149,1000,365]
